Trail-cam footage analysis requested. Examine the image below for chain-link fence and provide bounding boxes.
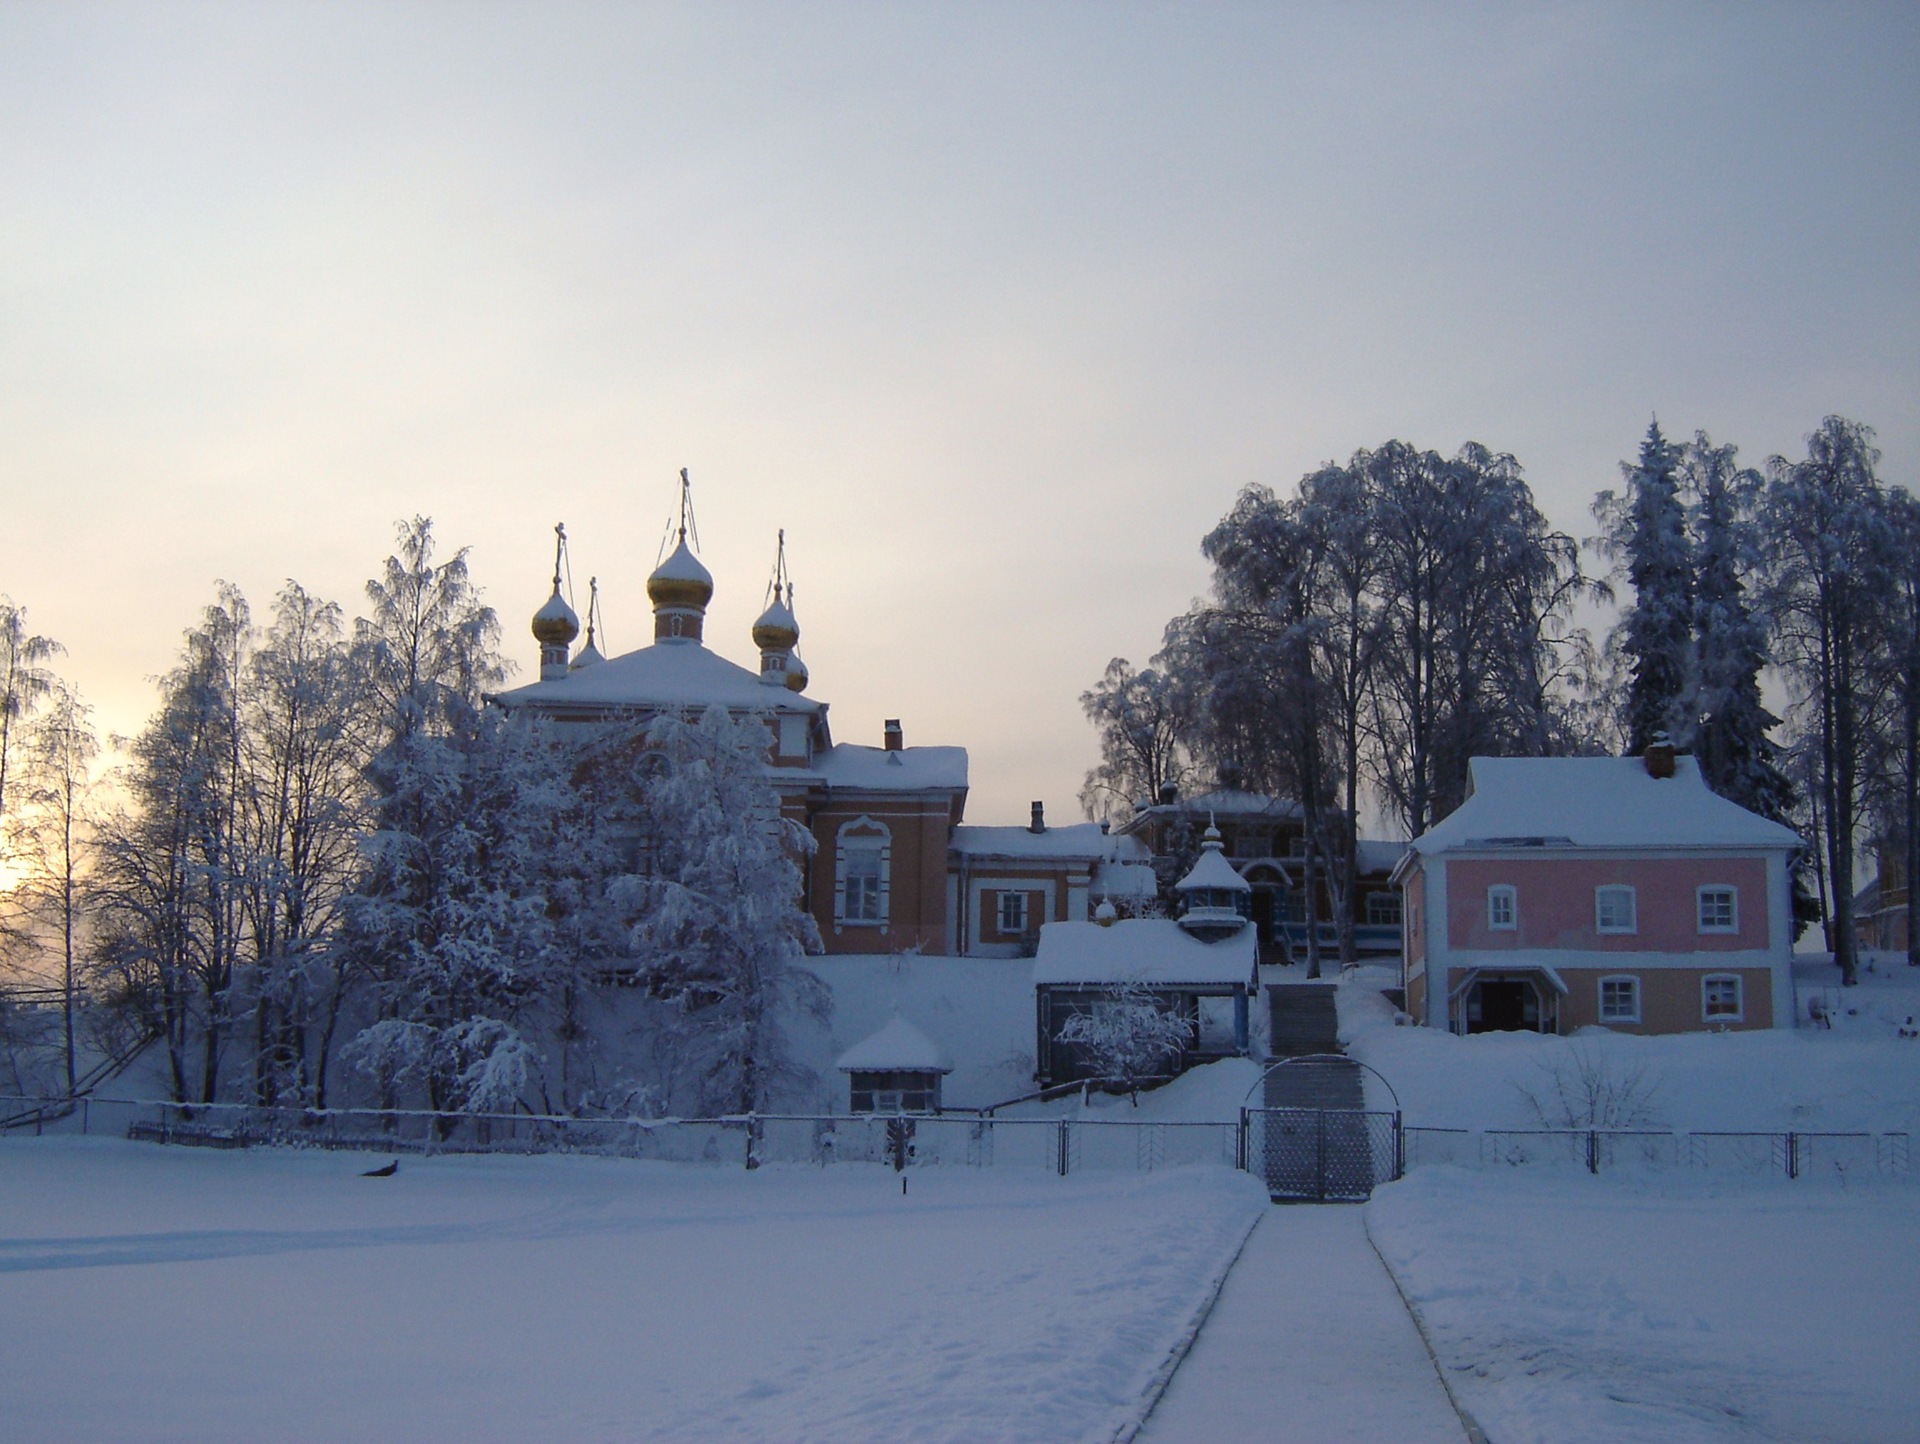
[0,1095,1239,1177]
[1408,1124,1913,1182]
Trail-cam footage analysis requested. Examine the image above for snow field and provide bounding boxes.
[0,1138,1267,1444]
[1367,1168,1920,1444]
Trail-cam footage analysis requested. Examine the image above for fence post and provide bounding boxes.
[1237,1108,1249,1173]
[82,1098,89,1135]
[1057,1120,1069,1177]
[1785,1131,1798,1180]
[1393,1111,1404,1182]
[1587,1130,1599,1175]
[745,1113,761,1170]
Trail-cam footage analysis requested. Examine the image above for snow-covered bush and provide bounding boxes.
[1056,981,1193,1102]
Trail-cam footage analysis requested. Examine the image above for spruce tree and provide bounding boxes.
[1687,435,1794,821]
[1607,421,1694,755]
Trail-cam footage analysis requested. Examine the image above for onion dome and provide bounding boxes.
[752,590,800,651]
[571,575,605,669]
[784,649,809,692]
[647,532,714,610]
[531,584,580,647]
[570,636,604,670]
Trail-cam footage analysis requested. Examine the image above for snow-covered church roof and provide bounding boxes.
[1032,919,1257,988]
[1175,842,1251,893]
[1410,756,1803,857]
[807,743,969,792]
[491,639,823,716]
[836,1016,952,1073]
[950,823,1150,861]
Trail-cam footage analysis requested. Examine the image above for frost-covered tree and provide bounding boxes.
[238,583,372,1106]
[339,709,576,1115]
[1761,417,1893,985]
[14,683,96,1092]
[618,706,825,1115]
[0,598,63,855]
[1078,659,1192,823]
[1594,421,1694,753]
[1054,980,1193,1101]
[1864,490,1920,967]
[92,586,255,1102]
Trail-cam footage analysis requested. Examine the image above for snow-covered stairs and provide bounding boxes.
[1267,983,1342,1060]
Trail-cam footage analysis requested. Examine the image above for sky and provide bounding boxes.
[2,3,1916,827]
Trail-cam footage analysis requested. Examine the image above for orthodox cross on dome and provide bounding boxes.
[676,466,701,553]
[551,521,567,591]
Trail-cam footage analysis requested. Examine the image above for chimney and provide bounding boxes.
[883,719,903,752]
[1644,731,1676,779]
[1030,800,1046,834]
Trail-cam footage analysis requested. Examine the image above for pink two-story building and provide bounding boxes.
[1394,751,1802,1035]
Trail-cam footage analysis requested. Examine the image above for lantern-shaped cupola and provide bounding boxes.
[531,523,580,681]
[1173,818,1251,940]
[648,468,714,644]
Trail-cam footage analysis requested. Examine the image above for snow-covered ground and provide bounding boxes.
[0,1138,1265,1444]
[1368,1168,1919,1444]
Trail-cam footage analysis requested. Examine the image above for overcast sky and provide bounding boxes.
[2,3,1916,826]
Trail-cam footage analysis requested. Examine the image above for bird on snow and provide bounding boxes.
[361,1159,399,1177]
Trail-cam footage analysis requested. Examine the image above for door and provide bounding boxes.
[1473,980,1529,1033]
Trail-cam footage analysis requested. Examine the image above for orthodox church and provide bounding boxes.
[489,477,1147,958]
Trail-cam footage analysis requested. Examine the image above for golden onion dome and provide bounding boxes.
[752,592,800,651]
[531,585,580,646]
[647,532,714,610]
[784,649,809,692]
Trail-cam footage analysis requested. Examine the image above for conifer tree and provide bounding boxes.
[1596,421,1693,755]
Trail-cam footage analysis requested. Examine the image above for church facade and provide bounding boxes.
[489,497,1141,957]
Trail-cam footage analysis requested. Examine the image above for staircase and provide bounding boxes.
[1267,984,1341,1060]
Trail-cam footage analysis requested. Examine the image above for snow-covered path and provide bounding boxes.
[1137,1205,1466,1444]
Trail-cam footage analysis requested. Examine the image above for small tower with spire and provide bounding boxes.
[570,576,605,671]
[753,530,802,689]
[647,469,715,645]
[530,522,580,681]
[1173,817,1252,941]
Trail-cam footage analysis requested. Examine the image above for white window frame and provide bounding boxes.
[1697,885,1738,934]
[1702,973,1743,1023]
[1598,975,1641,1024]
[997,890,1029,936]
[1595,885,1637,934]
[1487,884,1517,931]
[833,817,890,930]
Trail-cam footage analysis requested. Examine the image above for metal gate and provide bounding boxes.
[1242,1108,1401,1201]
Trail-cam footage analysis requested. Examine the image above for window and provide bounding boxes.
[997,891,1029,935]
[1233,830,1271,859]
[844,849,883,921]
[1596,885,1637,934]
[1599,975,1641,1023]
[1697,886,1738,933]
[1703,974,1743,1022]
[1366,892,1403,927]
[834,817,890,928]
[1487,885,1517,930]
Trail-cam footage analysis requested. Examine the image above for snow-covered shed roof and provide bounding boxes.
[1032,919,1257,989]
[1092,860,1159,899]
[491,640,821,715]
[1176,844,1251,893]
[1409,756,1803,857]
[950,824,1150,861]
[809,744,968,793]
[836,1016,952,1073]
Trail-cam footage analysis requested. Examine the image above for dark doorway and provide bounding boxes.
[1250,887,1277,963]
[1473,980,1530,1033]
